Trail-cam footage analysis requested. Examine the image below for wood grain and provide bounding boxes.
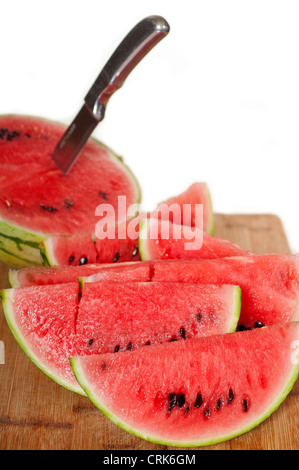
[0,213,298,450]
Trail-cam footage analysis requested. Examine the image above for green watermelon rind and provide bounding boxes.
[0,288,86,396]
[226,285,241,333]
[138,218,159,261]
[70,323,299,447]
[205,185,215,236]
[0,218,45,266]
[0,114,142,268]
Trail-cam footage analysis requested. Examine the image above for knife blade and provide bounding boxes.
[52,15,170,174]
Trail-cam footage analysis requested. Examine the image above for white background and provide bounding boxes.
[1,0,298,252]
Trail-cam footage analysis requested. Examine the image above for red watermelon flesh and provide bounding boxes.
[77,282,241,355]
[70,322,299,447]
[156,182,214,235]
[8,261,152,288]
[139,218,250,261]
[1,282,83,394]
[0,115,141,266]
[8,253,299,328]
[0,281,241,394]
[41,218,141,267]
[152,254,299,327]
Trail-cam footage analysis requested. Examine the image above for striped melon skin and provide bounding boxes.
[70,323,299,447]
[0,115,141,268]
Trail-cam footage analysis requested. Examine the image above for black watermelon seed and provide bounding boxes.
[243,399,249,412]
[64,199,74,208]
[254,321,264,329]
[127,342,132,351]
[237,324,252,332]
[176,393,185,408]
[88,339,94,346]
[132,246,138,257]
[99,191,108,200]
[196,312,202,323]
[204,408,210,418]
[101,362,106,370]
[169,338,177,342]
[168,393,177,412]
[79,257,88,265]
[180,327,186,339]
[185,406,190,414]
[40,204,57,212]
[68,256,75,263]
[228,389,234,404]
[145,341,151,346]
[113,252,120,263]
[114,345,120,353]
[25,133,31,138]
[0,128,7,139]
[216,398,222,411]
[194,393,203,408]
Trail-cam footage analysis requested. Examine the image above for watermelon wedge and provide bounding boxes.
[8,253,299,328]
[77,282,241,354]
[139,218,250,261]
[0,281,241,394]
[151,255,299,327]
[8,261,152,288]
[0,282,83,394]
[0,115,141,267]
[156,182,214,235]
[70,322,299,447]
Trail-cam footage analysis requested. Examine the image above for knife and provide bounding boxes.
[52,15,170,174]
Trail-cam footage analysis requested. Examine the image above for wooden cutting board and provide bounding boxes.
[0,213,298,450]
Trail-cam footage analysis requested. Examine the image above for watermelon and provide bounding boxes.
[8,253,299,328]
[8,261,152,288]
[0,115,141,267]
[70,322,299,447]
[155,182,214,235]
[41,218,142,267]
[0,281,241,394]
[151,255,299,328]
[139,218,250,261]
[0,282,83,394]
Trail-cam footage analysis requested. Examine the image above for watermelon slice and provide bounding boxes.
[8,253,299,328]
[77,282,241,355]
[139,218,250,261]
[0,281,241,394]
[8,261,152,288]
[156,182,214,235]
[152,255,299,327]
[0,115,141,267]
[70,322,299,447]
[0,282,83,394]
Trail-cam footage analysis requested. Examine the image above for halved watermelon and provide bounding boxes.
[0,115,141,267]
[0,281,241,394]
[139,218,250,261]
[70,322,299,447]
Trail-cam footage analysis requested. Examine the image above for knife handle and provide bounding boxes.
[84,16,170,121]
